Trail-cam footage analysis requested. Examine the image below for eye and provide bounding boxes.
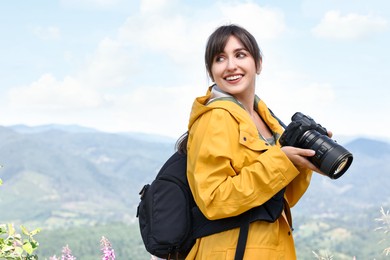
[236,51,247,59]
[215,55,225,63]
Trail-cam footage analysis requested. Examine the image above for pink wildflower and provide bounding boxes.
[61,245,76,260]
[100,236,115,260]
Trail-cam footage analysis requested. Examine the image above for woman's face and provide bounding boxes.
[210,35,260,99]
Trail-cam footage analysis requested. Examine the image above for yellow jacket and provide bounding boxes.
[186,87,312,259]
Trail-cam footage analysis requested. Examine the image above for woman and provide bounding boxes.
[182,24,322,259]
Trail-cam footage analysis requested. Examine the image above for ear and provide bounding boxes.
[256,59,262,75]
[206,65,215,81]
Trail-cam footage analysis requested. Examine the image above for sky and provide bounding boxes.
[0,0,389,141]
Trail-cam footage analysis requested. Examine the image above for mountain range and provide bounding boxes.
[0,124,389,230]
[0,124,174,227]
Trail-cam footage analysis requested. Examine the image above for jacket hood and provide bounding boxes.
[188,86,214,131]
[188,85,284,137]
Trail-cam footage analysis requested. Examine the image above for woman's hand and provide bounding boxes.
[281,146,321,173]
[280,129,334,174]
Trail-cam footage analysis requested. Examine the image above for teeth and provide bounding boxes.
[226,75,242,81]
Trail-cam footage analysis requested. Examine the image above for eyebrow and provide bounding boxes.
[234,48,247,52]
[218,47,248,55]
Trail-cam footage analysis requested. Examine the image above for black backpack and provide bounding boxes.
[136,151,286,260]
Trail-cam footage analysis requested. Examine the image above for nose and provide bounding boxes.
[226,58,237,71]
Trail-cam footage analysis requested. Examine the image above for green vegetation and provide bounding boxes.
[0,221,150,260]
[0,224,40,259]
[1,126,390,259]
[3,210,388,260]
[36,223,149,260]
[375,207,390,256]
[294,209,388,259]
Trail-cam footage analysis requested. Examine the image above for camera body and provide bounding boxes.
[279,112,353,179]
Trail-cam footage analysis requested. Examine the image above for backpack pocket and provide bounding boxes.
[138,177,194,258]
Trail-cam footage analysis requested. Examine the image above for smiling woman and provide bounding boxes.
[173,24,325,260]
[209,36,260,106]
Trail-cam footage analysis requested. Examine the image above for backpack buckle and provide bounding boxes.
[139,184,150,200]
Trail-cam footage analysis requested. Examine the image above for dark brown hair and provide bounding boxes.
[176,25,262,152]
[205,24,262,80]
[175,131,188,154]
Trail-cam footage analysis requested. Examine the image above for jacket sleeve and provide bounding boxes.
[284,167,312,207]
[187,109,302,220]
[257,99,313,209]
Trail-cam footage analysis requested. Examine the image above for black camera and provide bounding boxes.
[279,112,353,179]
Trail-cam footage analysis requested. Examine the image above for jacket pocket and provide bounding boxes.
[239,130,269,151]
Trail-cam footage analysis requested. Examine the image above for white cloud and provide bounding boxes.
[298,82,335,104]
[312,10,388,40]
[118,14,204,64]
[116,4,227,67]
[218,2,286,40]
[140,0,178,13]
[82,37,134,89]
[60,0,122,8]
[32,26,61,40]
[258,69,336,120]
[104,85,197,135]
[2,0,389,140]
[117,1,287,66]
[4,1,290,137]
[8,74,104,111]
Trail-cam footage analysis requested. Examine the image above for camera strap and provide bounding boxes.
[268,108,287,129]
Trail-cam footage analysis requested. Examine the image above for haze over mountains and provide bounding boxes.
[0,124,389,230]
[0,124,174,227]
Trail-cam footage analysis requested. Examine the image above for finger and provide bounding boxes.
[305,160,327,175]
[302,159,320,172]
[293,147,315,157]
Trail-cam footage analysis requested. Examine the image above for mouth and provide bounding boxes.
[224,74,243,82]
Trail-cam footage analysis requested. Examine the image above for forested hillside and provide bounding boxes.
[0,125,174,227]
[0,125,389,259]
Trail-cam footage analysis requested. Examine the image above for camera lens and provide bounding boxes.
[320,144,353,179]
[298,130,353,179]
[335,158,348,174]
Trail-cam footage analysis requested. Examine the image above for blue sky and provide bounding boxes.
[0,0,389,140]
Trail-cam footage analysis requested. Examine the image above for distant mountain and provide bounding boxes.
[9,124,177,143]
[9,124,99,134]
[345,137,390,157]
[0,125,175,227]
[120,132,177,144]
[293,137,390,217]
[0,124,389,232]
